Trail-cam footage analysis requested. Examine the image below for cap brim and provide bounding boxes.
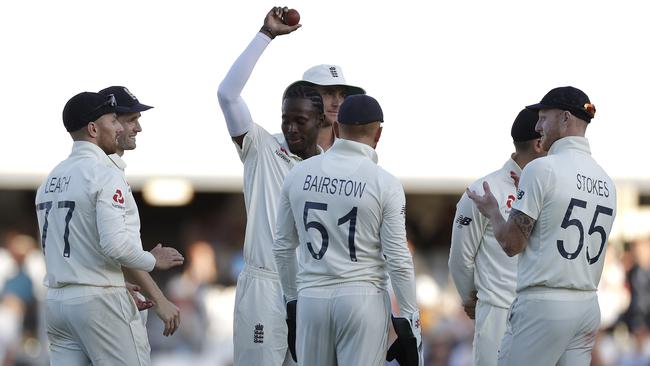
[115,103,153,114]
[287,81,366,95]
[525,102,553,111]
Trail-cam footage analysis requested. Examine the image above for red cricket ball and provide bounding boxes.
[284,9,300,26]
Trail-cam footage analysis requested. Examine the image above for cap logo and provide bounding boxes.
[583,103,596,118]
[122,87,138,101]
[328,67,339,78]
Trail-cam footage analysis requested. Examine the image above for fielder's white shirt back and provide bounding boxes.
[237,123,311,272]
[449,158,521,308]
[274,139,418,317]
[35,142,155,288]
[513,136,616,292]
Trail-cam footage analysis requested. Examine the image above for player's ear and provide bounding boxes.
[373,124,383,147]
[87,121,98,138]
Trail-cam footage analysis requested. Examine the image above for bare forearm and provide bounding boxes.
[491,210,531,257]
[122,267,166,302]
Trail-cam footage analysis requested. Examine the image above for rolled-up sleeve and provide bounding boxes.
[96,171,155,272]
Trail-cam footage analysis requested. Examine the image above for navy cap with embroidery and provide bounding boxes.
[511,108,541,142]
[62,92,119,132]
[526,86,596,123]
[99,86,153,114]
[338,95,384,125]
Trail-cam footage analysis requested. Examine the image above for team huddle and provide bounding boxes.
[35,6,616,366]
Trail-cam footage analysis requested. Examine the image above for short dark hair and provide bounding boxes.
[513,139,537,153]
[282,84,324,115]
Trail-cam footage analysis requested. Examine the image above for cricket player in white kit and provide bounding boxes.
[468,86,617,366]
[274,95,423,366]
[449,108,545,366]
[99,86,182,336]
[217,7,337,365]
[35,92,184,365]
[288,65,365,150]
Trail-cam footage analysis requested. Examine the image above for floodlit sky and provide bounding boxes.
[1,0,648,192]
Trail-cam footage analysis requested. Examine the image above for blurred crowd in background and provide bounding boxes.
[1,191,649,366]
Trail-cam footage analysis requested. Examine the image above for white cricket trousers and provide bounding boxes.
[297,283,391,366]
[46,285,150,366]
[498,287,599,366]
[473,301,509,366]
[233,265,295,366]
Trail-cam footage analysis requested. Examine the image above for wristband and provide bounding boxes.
[260,26,276,39]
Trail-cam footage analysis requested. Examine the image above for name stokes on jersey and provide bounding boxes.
[303,174,367,198]
[44,175,72,193]
[576,173,610,197]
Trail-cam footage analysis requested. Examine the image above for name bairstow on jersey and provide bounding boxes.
[303,174,366,198]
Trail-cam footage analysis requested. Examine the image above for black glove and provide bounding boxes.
[386,312,423,366]
[286,300,297,362]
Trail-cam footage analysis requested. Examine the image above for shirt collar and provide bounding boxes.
[71,141,116,166]
[108,154,127,171]
[328,138,378,164]
[503,156,523,175]
[548,136,591,156]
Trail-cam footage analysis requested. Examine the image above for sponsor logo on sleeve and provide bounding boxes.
[506,194,516,209]
[112,189,126,209]
[517,189,525,200]
[275,147,292,164]
[455,215,472,228]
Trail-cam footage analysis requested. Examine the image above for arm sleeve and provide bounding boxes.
[217,32,272,137]
[381,181,418,318]
[448,192,485,304]
[512,159,551,220]
[96,171,155,272]
[273,175,300,302]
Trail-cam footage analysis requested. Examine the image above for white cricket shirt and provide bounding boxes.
[35,141,155,288]
[449,158,521,308]
[108,154,144,252]
[513,136,617,292]
[274,139,418,317]
[237,123,312,271]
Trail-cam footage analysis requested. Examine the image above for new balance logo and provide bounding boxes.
[400,205,406,216]
[253,323,264,344]
[456,215,472,228]
[329,66,339,78]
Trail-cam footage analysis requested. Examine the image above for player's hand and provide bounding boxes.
[466,181,500,219]
[286,300,297,362]
[386,312,423,366]
[463,290,478,320]
[126,282,154,311]
[150,244,184,270]
[510,170,520,189]
[263,6,301,37]
[153,297,181,337]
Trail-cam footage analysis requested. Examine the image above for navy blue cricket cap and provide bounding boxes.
[526,86,596,123]
[338,95,384,125]
[99,86,153,114]
[62,92,119,132]
[511,108,541,142]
